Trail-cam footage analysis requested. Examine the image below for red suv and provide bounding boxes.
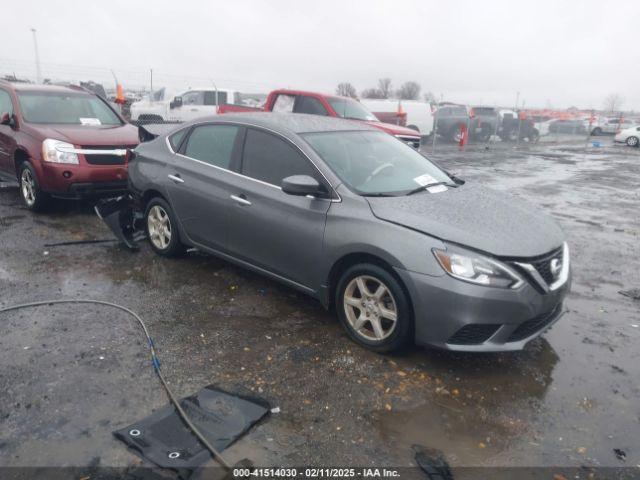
[0,81,138,211]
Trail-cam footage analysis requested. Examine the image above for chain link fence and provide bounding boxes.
[1,57,634,155]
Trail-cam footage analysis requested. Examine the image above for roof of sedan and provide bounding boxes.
[197,112,377,134]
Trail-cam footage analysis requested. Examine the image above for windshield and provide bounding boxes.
[327,97,378,121]
[303,131,452,196]
[17,92,122,125]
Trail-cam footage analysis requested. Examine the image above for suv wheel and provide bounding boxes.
[144,197,184,256]
[19,162,48,211]
[625,136,639,147]
[335,263,413,352]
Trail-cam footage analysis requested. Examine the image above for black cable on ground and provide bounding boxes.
[0,299,232,470]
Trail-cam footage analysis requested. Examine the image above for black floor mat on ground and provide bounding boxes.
[113,385,270,474]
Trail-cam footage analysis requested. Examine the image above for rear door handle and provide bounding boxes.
[230,194,251,206]
[168,174,184,184]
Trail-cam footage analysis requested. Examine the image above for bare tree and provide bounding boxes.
[397,81,421,100]
[336,82,358,98]
[377,78,392,99]
[423,91,436,103]
[603,93,624,113]
[361,88,385,99]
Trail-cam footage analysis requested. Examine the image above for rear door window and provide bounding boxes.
[168,128,188,151]
[241,128,317,186]
[272,94,296,113]
[295,96,328,116]
[183,124,240,169]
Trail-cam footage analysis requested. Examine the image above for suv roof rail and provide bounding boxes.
[67,84,92,93]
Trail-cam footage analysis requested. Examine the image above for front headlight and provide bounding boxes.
[433,247,524,289]
[42,139,79,164]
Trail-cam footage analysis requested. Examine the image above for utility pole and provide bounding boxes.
[30,28,42,83]
[514,91,520,111]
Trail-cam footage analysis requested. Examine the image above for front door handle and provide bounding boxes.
[168,174,184,184]
[230,194,251,206]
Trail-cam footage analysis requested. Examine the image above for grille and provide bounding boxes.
[529,247,563,284]
[447,324,501,345]
[81,146,132,165]
[507,304,562,342]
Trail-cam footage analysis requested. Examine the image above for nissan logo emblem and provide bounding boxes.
[550,258,561,276]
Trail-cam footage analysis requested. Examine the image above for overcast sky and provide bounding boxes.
[3,0,639,109]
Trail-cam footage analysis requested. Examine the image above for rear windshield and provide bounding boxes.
[17,92,122,125]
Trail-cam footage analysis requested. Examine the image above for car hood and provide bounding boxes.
[366,183,564,258]
[364,121,421,137]
[29,123,139,146]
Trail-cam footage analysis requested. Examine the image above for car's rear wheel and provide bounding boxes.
[18,162,48,212]
[625,136,639,147]
[591,127,602,136]
[335,263,413,352]
[144,197,184,256]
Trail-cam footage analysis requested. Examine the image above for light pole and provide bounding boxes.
[30,28,41,83]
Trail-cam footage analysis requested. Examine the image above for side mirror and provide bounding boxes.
[0,112,14,127]
[170,96,183,109]
[281,175,327,197]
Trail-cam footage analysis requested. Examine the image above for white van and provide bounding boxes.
[361,99,434,136]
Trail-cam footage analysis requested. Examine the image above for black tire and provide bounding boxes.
[591,127,602,136]
[335,263,413,353]
[625,136,639,147]
[144,197,185,257]
[18,162,49,212]
[407,124,420,132]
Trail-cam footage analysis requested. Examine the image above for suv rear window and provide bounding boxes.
[17,92,122,125]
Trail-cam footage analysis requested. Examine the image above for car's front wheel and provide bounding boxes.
[144,197,184,256]
[335,263,413,352]
[625,136,639,147]
[18,162,48,212]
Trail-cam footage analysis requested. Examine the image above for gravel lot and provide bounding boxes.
[0,138,638,476]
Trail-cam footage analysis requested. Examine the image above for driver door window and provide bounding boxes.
[181,91,205,105]
[295,96,328,116]
[0,90,14,116]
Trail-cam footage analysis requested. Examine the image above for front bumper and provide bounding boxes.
[395,266,570,352]
[39,162,128,199]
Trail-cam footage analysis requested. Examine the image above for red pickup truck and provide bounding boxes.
[220,89,421,148]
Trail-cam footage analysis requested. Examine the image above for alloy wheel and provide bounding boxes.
[147,205,172,250]
[343,275,398,341]
[20,169,36,207]
[626,136,638,147]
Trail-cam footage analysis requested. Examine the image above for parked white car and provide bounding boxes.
[130,87,240,123]
[614,125,640,146]
[360,99,434,136]
[591,117,637,135]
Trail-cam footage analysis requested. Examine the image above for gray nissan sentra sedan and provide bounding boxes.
[128,112,570,353]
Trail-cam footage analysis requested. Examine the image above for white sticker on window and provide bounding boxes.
[413,173,437,186]
[79,117,102,126]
